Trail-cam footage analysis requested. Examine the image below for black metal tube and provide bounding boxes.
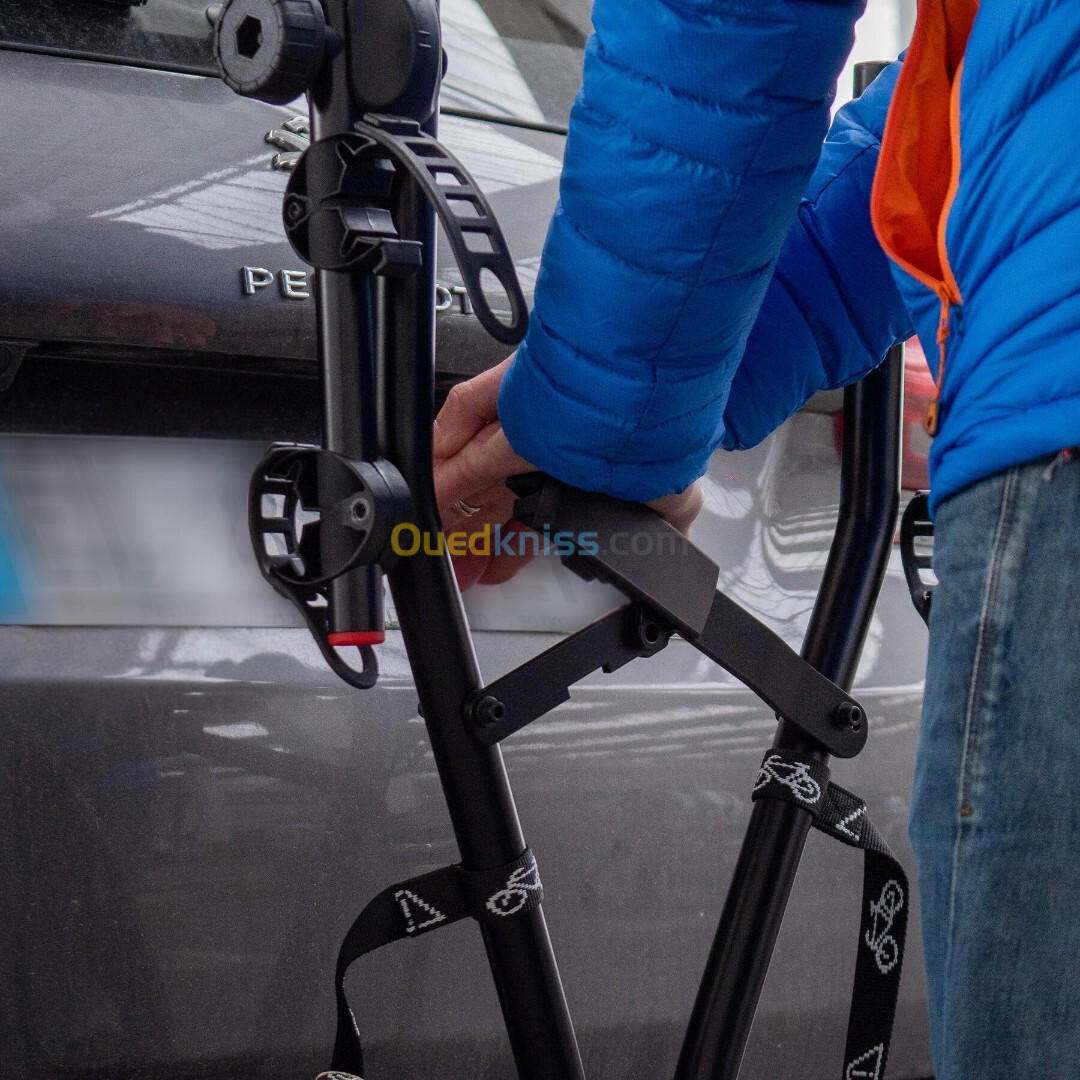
[311,0,382,638]
[380,149,585,1080]
[319,271,384,635]
[674,60,901,1080]
[674,346,902,1080]
[304,2,583,1073]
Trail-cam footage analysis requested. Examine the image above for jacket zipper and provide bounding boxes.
[924,56,967,436]
[872,0,973,439]
[926,290,956,436]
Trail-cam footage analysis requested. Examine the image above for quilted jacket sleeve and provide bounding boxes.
[719,59,913,450]
[498,0,869,501]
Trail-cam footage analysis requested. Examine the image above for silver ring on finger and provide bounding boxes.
[453,498,482,518]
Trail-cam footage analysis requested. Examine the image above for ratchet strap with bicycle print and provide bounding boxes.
[328,752,909,1080]
[328,848,544,1077]
[752,750,909,1080]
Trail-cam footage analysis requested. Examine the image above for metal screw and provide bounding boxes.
[834,701,864,733]
[472,695,506,729]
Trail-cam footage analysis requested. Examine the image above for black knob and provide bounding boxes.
[215,0,326,105]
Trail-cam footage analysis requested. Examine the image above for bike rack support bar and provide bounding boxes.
[467,604,672,745]
[676,61,902,1075]
[379,196,585,1080]
[349,32,584,1080]
[511,477,868,758]
[299,2,585,1075]
[305,0,386,648]
[675,344,903,1080]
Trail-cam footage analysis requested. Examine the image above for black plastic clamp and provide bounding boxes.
[248,443,412,688]
[281,116,528,345]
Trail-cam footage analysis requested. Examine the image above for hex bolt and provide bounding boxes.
[349,497,369,524]
[472,695,506,729]
[834,701,864,732]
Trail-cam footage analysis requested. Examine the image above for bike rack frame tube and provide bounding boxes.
[310,0,384,640]
[290,11,583,1071]
[303,3,583,1073]
[378,176,585,1080]
[674,60,902,1080]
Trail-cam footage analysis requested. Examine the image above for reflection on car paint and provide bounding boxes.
[93,154,290,251]
[441,0,547,123]
[90,118,560,256]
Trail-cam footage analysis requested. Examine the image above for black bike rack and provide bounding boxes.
[214,11,908,1075]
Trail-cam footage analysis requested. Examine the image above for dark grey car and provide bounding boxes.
[0,2,933,1077]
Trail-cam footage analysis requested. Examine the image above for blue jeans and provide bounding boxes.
[910,450,1080,1080]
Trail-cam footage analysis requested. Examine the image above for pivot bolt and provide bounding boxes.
[472,695,506,729]
[349,497,369,525]
[834,701,864,733]
[637,618,664,650]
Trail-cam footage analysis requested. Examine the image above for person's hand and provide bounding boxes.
[433,355,704,589]
[433,357,533,588]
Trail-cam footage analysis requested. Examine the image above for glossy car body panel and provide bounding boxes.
[0,17,933,1080]
[0,49,558,380]
[0,421,933,1079]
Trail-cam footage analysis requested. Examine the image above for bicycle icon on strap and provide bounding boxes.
[753,753,822,805]
[486,861,543,917]
[865,879,905,975]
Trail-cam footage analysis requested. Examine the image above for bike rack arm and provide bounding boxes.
[675,353,904,1080]
[466,603,673,745]
[508,476,869,758]
[675,56,904,1072]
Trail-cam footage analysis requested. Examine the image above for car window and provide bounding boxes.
[0,0,588,128]
[441,0,586,127]
[0,0,217,74]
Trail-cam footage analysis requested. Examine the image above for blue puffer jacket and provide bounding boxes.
[501,0,1080,513]
[499,0,867,501]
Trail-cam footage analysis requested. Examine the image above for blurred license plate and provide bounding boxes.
[0,434,615,631]
[0,435,298,627]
